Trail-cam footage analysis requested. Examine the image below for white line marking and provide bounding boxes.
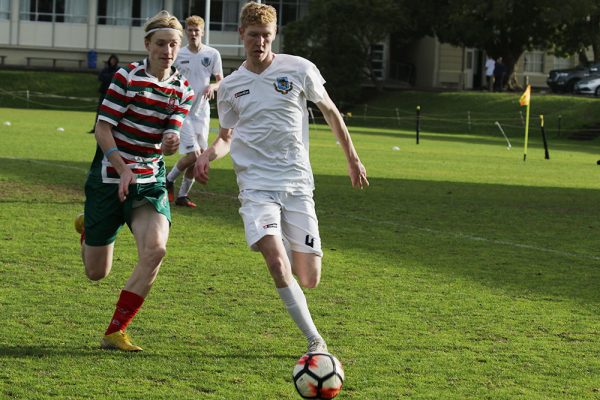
[345,214,600,261]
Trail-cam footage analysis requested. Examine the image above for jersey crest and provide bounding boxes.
[201,57,211,67]
[273,77,293,94]
[167,93,178,112]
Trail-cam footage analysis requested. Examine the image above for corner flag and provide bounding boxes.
[519,85,531,106]
[520,85,531,161]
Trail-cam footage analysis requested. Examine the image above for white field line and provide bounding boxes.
[4,157,89,173]
[343,215,600,262]
[8,157,598,261]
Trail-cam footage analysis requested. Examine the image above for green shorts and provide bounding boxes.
[83,179,171,246]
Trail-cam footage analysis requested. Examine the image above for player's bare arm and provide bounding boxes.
[316,92,369,189]
[203,74,224,100]
[95,120,136,201]
[194,127,233,183]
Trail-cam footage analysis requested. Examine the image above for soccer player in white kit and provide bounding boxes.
[166,15,223,208]
[194,2,369,354]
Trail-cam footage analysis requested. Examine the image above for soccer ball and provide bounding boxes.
[292,352,344,399]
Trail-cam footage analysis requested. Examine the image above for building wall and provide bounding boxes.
[0,0,284,72]
[437,42,465,88]
[411,35,584,90]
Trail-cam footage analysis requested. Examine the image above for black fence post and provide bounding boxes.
[540,114,550,160]
[416,105,421,144]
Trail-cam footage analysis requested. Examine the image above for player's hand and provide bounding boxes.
[194,153,211,184]
[118,169,137,202]
[203,85,216,101]
[349,160,369,189]
[162,133,179,155]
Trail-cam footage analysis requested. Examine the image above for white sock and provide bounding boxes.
[277,278,320,341]
[167,165,182,183]
[178,176,195,198]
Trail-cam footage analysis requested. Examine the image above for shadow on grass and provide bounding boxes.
[0,344,151,358]
[3,157,600,308]
[0,344,294,360]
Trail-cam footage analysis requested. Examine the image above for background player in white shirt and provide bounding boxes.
[167,15,223,208]
[194,2,368,354]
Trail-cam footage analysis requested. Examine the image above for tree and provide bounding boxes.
[429,0,565,90]
[283,0,405,104]
[550,1,600,64]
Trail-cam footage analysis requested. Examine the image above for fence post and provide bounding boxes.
[416,105,421,144]
[540,114,550,160]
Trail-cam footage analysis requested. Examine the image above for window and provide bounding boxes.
[173,0,237,31]
[523,51,545,73]
[370,43,385,80]
[208,0,240,32]
[173,0,308,32]
[173,0,206,21]
[553,56,573,69]
[0,0,10,20]
[19,0,88,23]
[265,0,308,28]
[20,0,54,22]
[97,0,163,26]
[466,50,473,69]
[64,0,88,23]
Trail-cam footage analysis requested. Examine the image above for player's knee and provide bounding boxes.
[141,245,167,267]
[84,264,110,281]
[297,273,320,289]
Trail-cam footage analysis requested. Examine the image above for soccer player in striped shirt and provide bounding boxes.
[76,10,193,351]
[194,2,368,355]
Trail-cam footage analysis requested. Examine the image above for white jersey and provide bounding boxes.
[217,54,327,192]
[175,45,223,120]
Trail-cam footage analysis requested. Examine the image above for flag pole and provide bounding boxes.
[523,102,530,161]
[519,85,531,161]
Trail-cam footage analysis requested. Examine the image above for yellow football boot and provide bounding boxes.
[101,331,143,352]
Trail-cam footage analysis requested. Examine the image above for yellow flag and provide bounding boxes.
[519,85,531,106]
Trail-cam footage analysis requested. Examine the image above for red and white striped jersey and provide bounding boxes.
[93,59,194,184]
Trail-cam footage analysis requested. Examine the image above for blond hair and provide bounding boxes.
[240,1,277,28]
[144,10,183,39]
[185,15,205,29]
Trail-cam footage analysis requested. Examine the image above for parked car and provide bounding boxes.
[546,63,600,93]
[574,75,600,96]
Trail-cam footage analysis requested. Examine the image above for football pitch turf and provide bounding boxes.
[1,107,600,399]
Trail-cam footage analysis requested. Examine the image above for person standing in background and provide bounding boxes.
[485,56,495,92]
[493,57,506,92]
[90,54,120,133]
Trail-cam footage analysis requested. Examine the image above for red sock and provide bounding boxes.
[105,290,145,336]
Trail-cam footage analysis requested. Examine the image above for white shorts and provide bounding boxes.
[238,190,323,257]
[178,115,210,154]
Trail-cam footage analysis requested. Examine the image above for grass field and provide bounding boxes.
[1,106,600,399]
